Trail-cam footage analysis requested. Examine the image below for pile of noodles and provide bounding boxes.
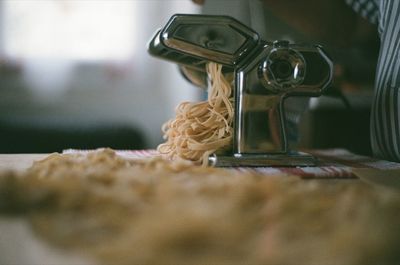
[158,63,234,165]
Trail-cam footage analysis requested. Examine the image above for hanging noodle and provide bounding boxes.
[157,63,234,166]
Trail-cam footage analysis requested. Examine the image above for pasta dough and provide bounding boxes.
[157,63,234,166]
[1,149,400,265]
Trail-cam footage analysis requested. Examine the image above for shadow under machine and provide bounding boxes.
[148,14,333,167]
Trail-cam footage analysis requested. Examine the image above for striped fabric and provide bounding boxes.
[347,0,400,162]
[63,148,400,178]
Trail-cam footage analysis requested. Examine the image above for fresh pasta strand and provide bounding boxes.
[157,63,234,166]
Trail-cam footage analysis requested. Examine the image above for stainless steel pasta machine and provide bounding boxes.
[148,14,333,167]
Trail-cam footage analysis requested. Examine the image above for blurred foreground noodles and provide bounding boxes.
[0,149,400,264]
[158,63,234,166]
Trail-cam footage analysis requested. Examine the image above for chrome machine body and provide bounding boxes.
[148,14,333,167]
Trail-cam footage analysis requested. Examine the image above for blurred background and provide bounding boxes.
[0,0,202,152]
[0,0,378,155]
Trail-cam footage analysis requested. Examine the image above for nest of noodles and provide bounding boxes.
[158,63,234,166]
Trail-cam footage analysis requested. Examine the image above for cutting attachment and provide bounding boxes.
[148,14,333,167]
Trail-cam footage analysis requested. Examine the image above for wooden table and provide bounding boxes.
[0,154,49,172]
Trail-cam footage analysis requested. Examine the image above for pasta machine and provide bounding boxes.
[148,14,333,167]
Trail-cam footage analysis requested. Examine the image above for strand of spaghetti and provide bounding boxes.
[157,62,234,166]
